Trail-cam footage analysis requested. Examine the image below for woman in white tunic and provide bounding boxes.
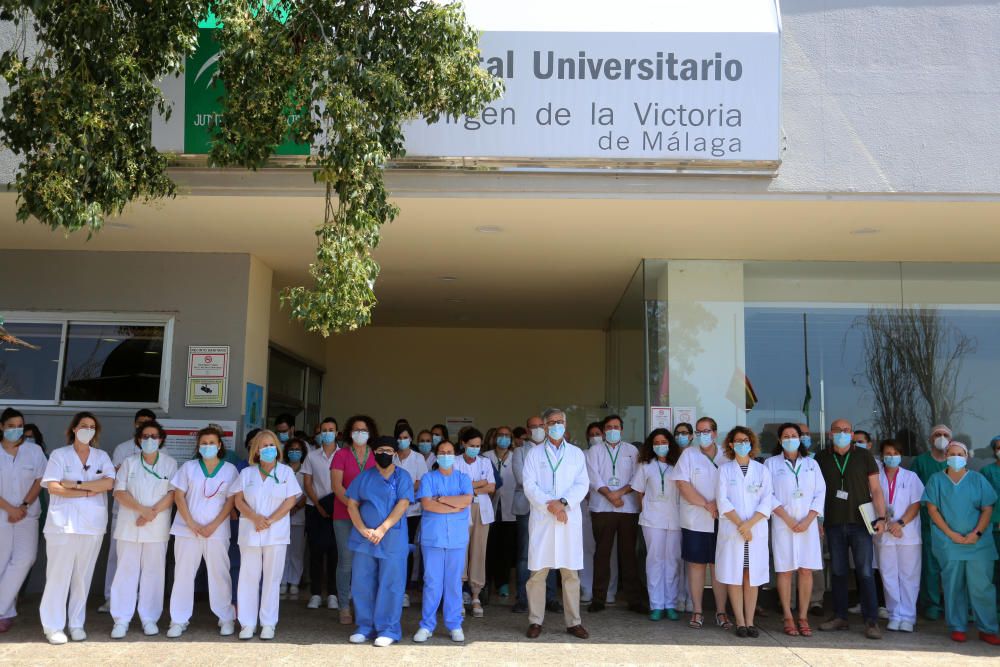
[166,425,239,639]
[875,439,923,632]
[109,420,177,638]
[630,428,686,621]
[0,408,46,634]
[233,430,301,640]
[715,426,773,638]
[280,437,308,599]
[766,422,825,637]
[39,412,115,645]
[453,428,495,618]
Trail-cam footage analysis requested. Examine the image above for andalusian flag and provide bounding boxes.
[802,313,812,424]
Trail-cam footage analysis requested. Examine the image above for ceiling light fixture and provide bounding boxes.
[475,225,503,234]
[439,276,458,282]
[850,227,880,235]
[447,298,465,304]
[3,348,18,352]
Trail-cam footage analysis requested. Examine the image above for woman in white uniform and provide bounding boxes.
[109,420,177,638]
[166,425,239,639]
[630,428,686,621]
[234,430,301,640]
[454,428,495,618]
[0,408,46,634]
[485,425,517,599]
[280,437,308,599]
[715,426,773,638]
[875,439,923,632]
[39,412,115,644]
[766,423,826,637]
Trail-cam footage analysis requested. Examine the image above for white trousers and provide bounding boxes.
[110,540,167,625]
[104,514,118,600]
[876,542,921,624]
[643,527,687,610]
[281,525,305,585]
[39,533,103,632]
[169,536,234,625]
[0,519,39,619]
[238,545,287,629]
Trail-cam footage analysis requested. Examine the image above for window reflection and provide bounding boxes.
[61,324,164,402]
[0,322,63,400]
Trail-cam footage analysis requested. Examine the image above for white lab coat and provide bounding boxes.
[114,452,178,543]
[669,446,728,533]
[765,454,825,572]
[394,450,428,517]
[236,464,302,547]
[522,441,589,571]
[715,459,773,586]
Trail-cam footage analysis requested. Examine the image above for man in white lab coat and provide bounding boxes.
[522,408,590,640]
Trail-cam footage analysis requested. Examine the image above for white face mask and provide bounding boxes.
[76,427,96,445]
[588,436,603,448]
[530,427,545,443]
[933,435,950,451]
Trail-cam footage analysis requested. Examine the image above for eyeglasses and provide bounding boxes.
[374,448,395,455]
[831,427,852,434]
[545,419,565,426]
[695,429,714,436]
[732,439,752,445]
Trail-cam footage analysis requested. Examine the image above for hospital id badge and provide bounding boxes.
[792,489,804,499]
[608,476,620,487]
[835,489,849,501]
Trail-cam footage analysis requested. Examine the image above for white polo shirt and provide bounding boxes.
[669,445,728,533]
[0,441,47,521]
[236,463,302,547]
[301,445,337,506]
[114,451,178,543]
[169,459,239,541]
[394,450,429,517]
[42,445,116,535]
[586,441,641,514]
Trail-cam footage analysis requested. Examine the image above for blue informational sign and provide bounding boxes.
[245,382,265,434]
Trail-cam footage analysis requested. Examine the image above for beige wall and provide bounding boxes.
[323,327,606,438]
[268,287,326,368]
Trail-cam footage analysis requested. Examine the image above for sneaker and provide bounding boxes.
[289,585,299,597]
[886,619,900,631]
[472,601,484,618]
[606,595,617,605]
[69,628,87,641]
[413,627,432,643]
[46,630,68,645]
[649,609,664,621]
[450,628,465,642]
[111,623,128,639]
[327,595,339,610]
[898,621,914,633]
[166,623,186,638]
[279,584,288,599]
[865,622,882,640]
[580,595,593,605]
[463,591,472,606]
[498,584,510,598]
[848,603,861,615]
[403,593,410,608]
[878,607,890,620]
[239,625,255,640]
[260,625,275,640]
[349,633,368,644]
[98,600,111,613]
[307,595,322,609]
[374,636,394,647]
[818,617,849,631]
[220,621,235,636]
[142,622,159,636]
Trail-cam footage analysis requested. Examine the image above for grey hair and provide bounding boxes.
[542,407,566,422]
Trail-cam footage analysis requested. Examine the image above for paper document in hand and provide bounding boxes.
[858,501,877,535]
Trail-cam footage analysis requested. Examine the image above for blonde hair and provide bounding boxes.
[722,426,761,460]
[248,429,283,464]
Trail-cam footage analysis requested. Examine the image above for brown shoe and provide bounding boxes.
[865,622,883,640]
[818,617,849,632]
[339,608,354,625]
[526,624,542,639]
[566,625,590,639]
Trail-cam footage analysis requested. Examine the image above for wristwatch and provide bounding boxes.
[559,498,568,507]
[975,529,984,537]
[76,480,83,489]
[896,519,905,527]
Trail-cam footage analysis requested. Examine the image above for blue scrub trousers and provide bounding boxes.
[919,525,943,614]
[941,558,999,634]
[420,546,465,633]
[827,522,878,623]
[352,550,406,640]
[516,513,557,605]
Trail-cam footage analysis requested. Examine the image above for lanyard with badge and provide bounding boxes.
[833,452,851,501]
[785,460,803,499]
[351,448,368,473]
[544,444,565,490]
[605,444,622,486]
[141,453,166,480]
[886,473,898,519]
[656,461,669,497]
[200,458,225,498]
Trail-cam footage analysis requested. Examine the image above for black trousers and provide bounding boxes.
[486,518,518,592]
[305,505,338,597]
[406,515,422,589]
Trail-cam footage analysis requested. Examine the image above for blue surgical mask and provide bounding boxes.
[398,438,411,450]
[496,436,512,449]
[547,424,566,441]
[604,429,622,444]
[464,447,481,458]
[287,450,303,463]
[883,454,901,468]
[853,441,869,450]
[437,454,455,469]
[3,427,23,442]
[24,437,35,445]
[653,444,669,458]
[140,437,160,454]
[199,444,219,460]
[781,438,800,453]
[734,442,752,458]
[832,432,852,448]
[676,434,691,447]
[319,431,336,446]
[278,431,290,443]
[418,442,433,454]
[432,434,443,446]
[946,456,966,471]
[698,432,714,447]
[260,445,278,463]
[801,435,812,448]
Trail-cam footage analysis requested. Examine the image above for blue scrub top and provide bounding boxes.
[417,469,473,549]
[346,466,414,558]
[922,469,999,562]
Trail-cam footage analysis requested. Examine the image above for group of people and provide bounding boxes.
[0,406,998,648]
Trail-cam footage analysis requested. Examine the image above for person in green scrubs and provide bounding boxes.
[981,436,1000,616]
[922,441,999,645]
[907,424,951,620]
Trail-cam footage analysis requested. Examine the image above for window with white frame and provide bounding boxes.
[0,312,173,407]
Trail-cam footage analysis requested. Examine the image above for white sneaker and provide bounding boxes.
[69,628,87,641]
[220,621,235,636]
[279,584,288,599]
[580,595,593,605]
[878,607,890,620]
[239,625,255,640]
[46,630,68,645]
[463,591,472,606]
[886,619,901,631]
[450,628,465,642]
[307,595,322,609]
[289,585,299,597]
[260,625,275,640]
[111,623,128,639]
[374,636,394,647]
[413,627,432,642]
[142,622,159,636]
[472,601,484,618]
[403,593,410,608]
[349,633,368,644]
[848,603,862,615]
[899,621,914,633]
[327,594,339,610]
[606,595,616,605]
[166,623,186,638]
[98,600,111,613]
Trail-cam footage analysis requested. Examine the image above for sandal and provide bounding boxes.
[797,619,813,637]
[688,612,704,629]
[783,617,800,636]
[715,612,734,631]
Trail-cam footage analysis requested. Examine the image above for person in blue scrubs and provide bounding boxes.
[345,436,414,647]
[922,441,999,645]
[413,441,473,643]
